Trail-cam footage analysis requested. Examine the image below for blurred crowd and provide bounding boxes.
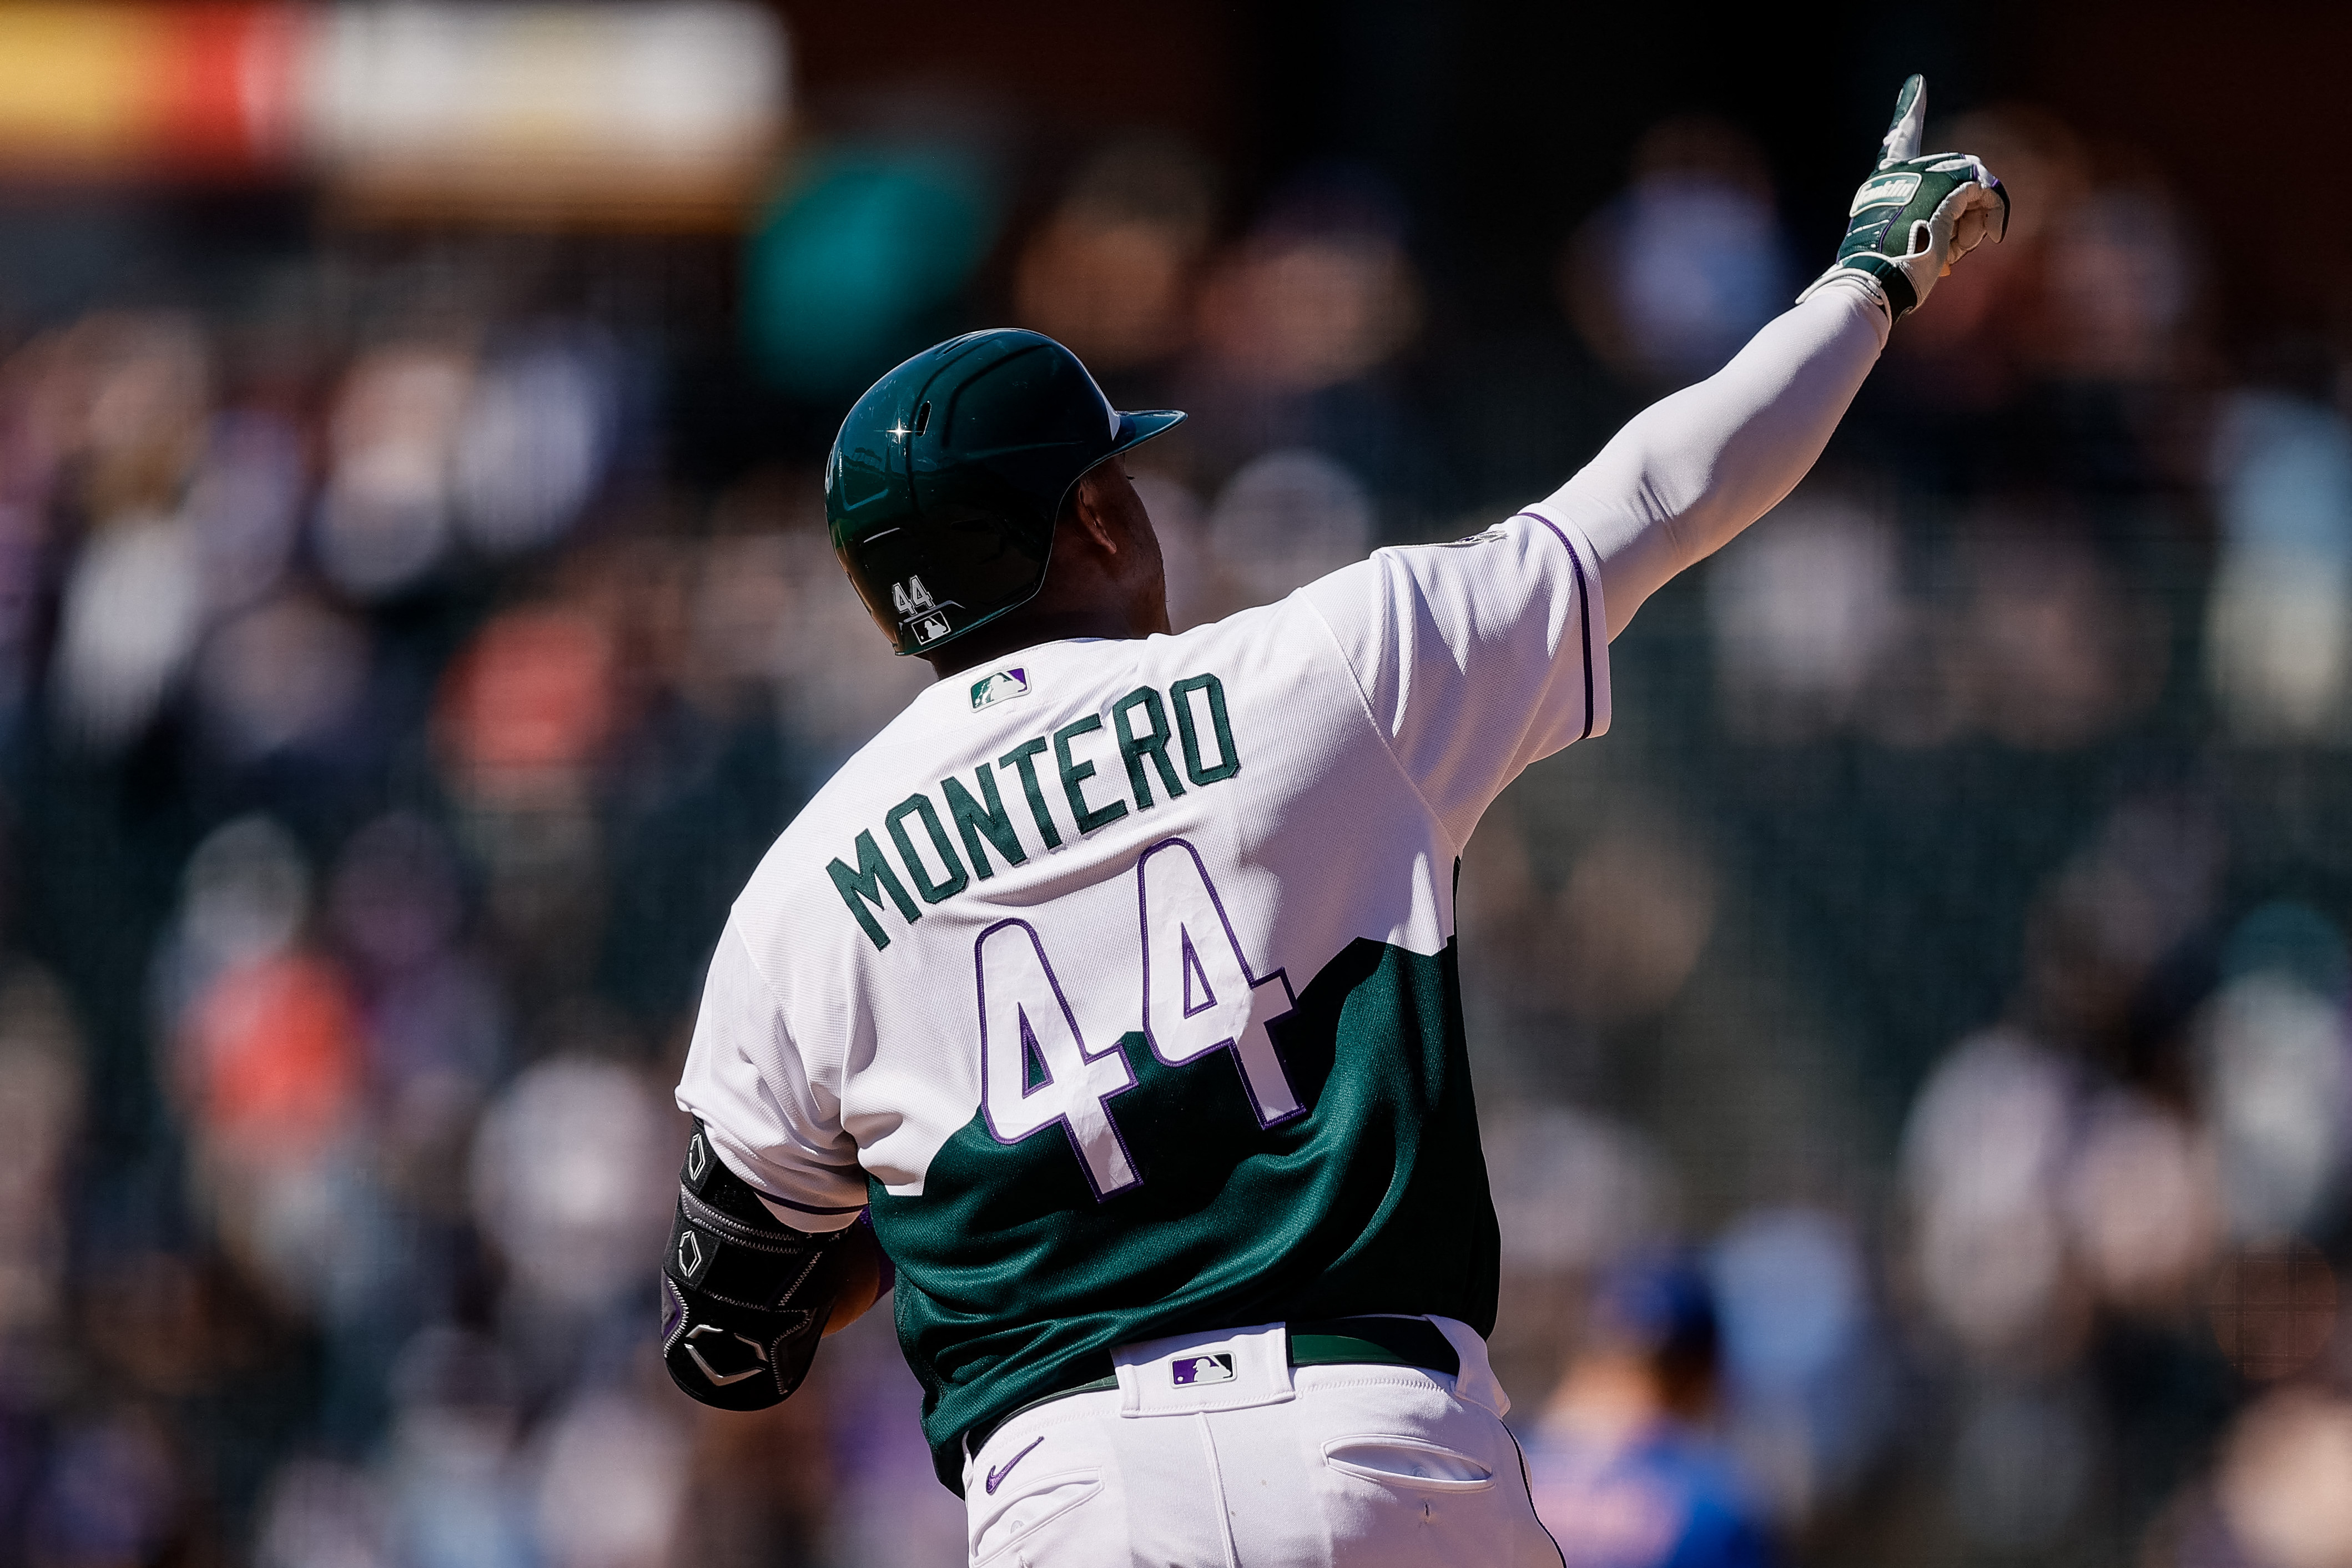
[0,73,2345,1568]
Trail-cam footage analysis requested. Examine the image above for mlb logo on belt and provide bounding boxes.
[1170,1353,1235,1387]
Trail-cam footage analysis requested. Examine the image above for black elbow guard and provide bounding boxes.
[660,1120,857,1411]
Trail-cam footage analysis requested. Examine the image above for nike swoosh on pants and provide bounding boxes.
[985,1435,1046,1495]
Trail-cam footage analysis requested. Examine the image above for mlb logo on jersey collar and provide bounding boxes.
[1171,1353,1235,1387]
[970,668,1029,710]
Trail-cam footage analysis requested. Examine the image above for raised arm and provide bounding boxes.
[1544,282,1887,639]
[1544,75,2007,640]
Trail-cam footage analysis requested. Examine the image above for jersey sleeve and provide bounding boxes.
[673,920,870,1232]
[1298,510,1610,851]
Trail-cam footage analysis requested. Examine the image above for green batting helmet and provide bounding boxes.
[825,329,1185,657]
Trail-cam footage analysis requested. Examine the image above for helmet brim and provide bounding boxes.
[1110,409,1186,457]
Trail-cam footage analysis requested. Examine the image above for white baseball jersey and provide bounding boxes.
[677,507,1609,1490]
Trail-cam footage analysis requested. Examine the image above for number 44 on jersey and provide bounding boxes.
[975,838,1302,1198]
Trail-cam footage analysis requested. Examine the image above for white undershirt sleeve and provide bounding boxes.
[1538,274,1890,640]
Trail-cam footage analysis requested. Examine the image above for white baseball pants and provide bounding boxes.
[959,1318,1561,1567]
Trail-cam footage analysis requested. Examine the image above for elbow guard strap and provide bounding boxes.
[659,1120,857,1410]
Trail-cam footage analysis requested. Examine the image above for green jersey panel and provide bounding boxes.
[875,936,1497,1490]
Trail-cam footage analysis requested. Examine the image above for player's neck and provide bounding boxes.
[920,606,1149,679]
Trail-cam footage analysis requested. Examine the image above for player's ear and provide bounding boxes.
[1065,465,1129,556]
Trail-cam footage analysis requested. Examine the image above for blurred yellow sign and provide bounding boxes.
[0,2,788,226]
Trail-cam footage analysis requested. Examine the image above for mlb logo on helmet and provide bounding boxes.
[1170,1353,1235,1387]
[891,576,953,644]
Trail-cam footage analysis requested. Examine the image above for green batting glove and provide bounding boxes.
[1799,74,2010,321]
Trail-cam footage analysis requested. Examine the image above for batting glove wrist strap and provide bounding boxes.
[1801,74,2009,322]
[660,1120,853,1411]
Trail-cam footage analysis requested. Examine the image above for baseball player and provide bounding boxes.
[659,78,2003,1565]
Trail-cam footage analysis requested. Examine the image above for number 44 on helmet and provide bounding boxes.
[889,574,954,646]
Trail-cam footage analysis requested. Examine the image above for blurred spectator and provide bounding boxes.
[380,1327,536,1568]
[27,313,225,752]
[184,410,306,616]
[51,512,205,751]
[315,344,476,599]
[532,1386,691,1568]
[2036,177,2200,387]
[819,1310,968,1568]
[1905,1010,2228,1372]
[194,592,372,763]
[26,311,211,520]
[674,1395,835,1568]
[1563,119,1795,389]
[2210,1388,2352,1568]
[2198,904,2352,1243]
[180,949,362,1174]
[435,604,619,997]
[678,527,798,718]
[1014,135,1218,372]
[2206,391,2352,742]
[753,514,929,761]
[1519,1255,1775,1568]
[1945,1380,2100,1556]
[2022,795,2223,1052]
[1488,1106,1680,1279]
[1175,165,1430,502]
[1707,1209,1879,1525]
[2064,1090,2222,1315]
[1898,794,2248,1560]
[1709,490,1903,744]
[1456,803,1721,1070]
[159,818,370,1225]
[330,812,504,1212]
[27,1410,191,1568]
[2144,1387,2352,1568]
[1709,492,2167,751]
[2200,974,2350,1242]
[254,1458,389,1568]
[1947,517,2167,751]
[1903,1029,2084,1365]
[1483,1102,1680,1407]
[468,1055,671,1319]
[1203,448,1373,607]
[1554,824,1721,1027]
[1195,170,1421,396]
[436,606,617,805]
[452,326,620,558]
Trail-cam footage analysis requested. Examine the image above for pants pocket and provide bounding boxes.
[1322,1434,1498,1491]
[970,1472,1102,1564]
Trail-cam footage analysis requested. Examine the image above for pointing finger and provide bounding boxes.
[1880,74,1926,167]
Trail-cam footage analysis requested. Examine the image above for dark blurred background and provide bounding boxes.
[0,3,2348,1566]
